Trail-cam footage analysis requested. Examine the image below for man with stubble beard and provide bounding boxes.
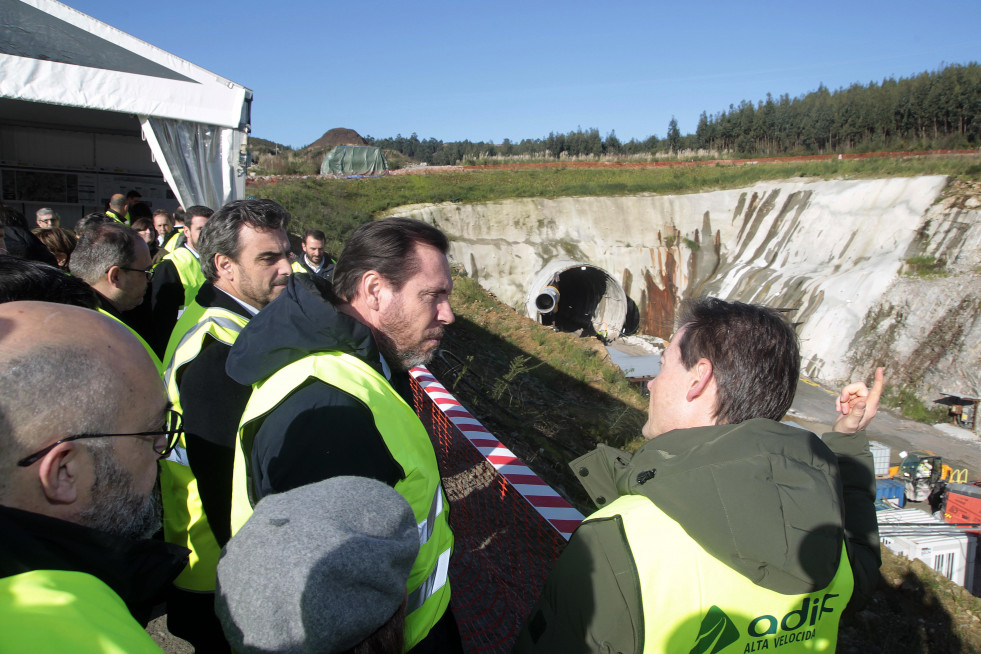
[225,217,461,653]
[0,302,187,652]
[159,199,292,652]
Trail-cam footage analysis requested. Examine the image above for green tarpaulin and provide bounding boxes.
[320,145,389,175]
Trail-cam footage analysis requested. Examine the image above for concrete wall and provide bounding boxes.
[385,175,981,399]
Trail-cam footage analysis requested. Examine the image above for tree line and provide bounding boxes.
[365,63,980,164]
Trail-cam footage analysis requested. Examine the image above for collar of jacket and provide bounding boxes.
[0,505,188,624]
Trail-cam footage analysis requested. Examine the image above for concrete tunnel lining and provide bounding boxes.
[526,261,628,341]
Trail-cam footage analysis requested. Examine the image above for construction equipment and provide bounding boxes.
[895,450,953,505]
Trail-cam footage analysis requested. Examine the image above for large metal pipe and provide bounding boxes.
[535,286,560,314]
[526,261,628,342]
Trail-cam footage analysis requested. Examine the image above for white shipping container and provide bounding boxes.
[877,508,976,592]
[869,440,891,477]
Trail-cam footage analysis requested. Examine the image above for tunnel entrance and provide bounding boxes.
[526,261,628,342]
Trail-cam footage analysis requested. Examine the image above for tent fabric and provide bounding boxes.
[0,0,251,207]
[140,117,246,209]
[320,146,389,175]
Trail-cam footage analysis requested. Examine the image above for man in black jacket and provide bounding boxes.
[160,199,292,652]
[226,218,462,653]
[68,222,153,338]
[149,205,214,356]
[296,228,335,280]
[0,301,187,650]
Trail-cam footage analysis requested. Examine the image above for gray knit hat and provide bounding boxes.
[215,476,419,653]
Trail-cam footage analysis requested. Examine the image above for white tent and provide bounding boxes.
[0,0,252,223]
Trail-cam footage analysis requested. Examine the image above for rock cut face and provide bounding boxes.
[388,175,981,399]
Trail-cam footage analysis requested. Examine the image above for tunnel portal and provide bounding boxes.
[526,261,628,342]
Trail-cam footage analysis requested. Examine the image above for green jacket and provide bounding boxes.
[514,419,880,654]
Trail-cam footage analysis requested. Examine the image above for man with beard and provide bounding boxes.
[68,222,157,360]
[225,217,460,654]
[293,228,335,280]
[159,199,292,652]
[0,302,187,651]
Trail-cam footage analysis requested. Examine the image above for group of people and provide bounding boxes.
[0,193,882,654]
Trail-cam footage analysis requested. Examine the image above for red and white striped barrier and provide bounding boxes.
[411,366,584,540]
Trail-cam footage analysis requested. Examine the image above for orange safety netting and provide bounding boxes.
[411,376,570,653]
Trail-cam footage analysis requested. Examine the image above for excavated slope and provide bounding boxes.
[385,176,981,400]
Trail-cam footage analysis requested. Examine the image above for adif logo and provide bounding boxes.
[747,594,840,637]
[690,606,740,654]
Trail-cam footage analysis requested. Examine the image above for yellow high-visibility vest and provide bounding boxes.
[0,569,163,652]
[231,351,453,651]
[588,494,854,653]
[159,301,249,591]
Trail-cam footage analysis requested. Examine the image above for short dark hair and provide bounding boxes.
[676,297,799,425]
[304,229,326,242]
[197,199,291,283]
[174,207,186,224]
[0,255,98,308]
[185,205,215,222]
[126,190,142,200]
[69,223,139,284]
[129,202,153,221]
[332,218,449,303]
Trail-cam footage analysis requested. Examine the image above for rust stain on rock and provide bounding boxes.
[641,249,677,338]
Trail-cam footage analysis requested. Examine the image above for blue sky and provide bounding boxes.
[72,0,980,148]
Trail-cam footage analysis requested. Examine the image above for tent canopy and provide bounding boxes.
[0,0,252,212]
[320,146,388,175]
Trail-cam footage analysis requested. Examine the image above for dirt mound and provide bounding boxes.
[306,128,367,150]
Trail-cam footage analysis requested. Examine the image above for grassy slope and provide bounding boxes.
[251,156,981,652]
[251,155,981,253]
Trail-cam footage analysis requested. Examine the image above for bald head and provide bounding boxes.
[0,302,165,524]
[109,194,126,213]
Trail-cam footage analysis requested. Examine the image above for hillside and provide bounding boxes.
[307,127,367,150]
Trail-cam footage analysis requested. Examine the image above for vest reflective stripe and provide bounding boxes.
[290,259,306,273]
[164,246,205,311]
[407,547,451,614]
[0,570,163,653]
[159,301,249,591]
[589,495,853,653]
[231,352,453,651]
[96,309,163,375]
[416,485,443,547]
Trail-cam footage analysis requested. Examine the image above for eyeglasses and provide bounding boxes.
[119,266,154,281]
[17,409,183,467]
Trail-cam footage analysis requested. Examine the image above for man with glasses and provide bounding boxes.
[34,208,60,229]
[0,301,188,651]
[69,222,154,345]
